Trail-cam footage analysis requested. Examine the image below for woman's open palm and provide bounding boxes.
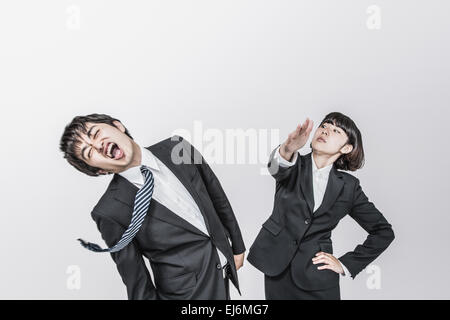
[282,118,314,156]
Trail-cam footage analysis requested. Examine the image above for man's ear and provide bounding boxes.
[112,120,126,133]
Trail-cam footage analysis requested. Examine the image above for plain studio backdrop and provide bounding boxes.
[0,0,448,299]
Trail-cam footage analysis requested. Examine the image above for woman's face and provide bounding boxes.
[75,121,137,174]
[311,121,353,156]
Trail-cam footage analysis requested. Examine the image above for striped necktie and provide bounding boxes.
[77,165,154,253]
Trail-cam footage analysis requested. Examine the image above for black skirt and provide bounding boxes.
[264,263,341,300]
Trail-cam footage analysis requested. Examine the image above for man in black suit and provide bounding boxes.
[247,112,395,299]
[59,114,246,300]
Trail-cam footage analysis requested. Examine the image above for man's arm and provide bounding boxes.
[178,137,246,255]
[92,210,158,299]
[338,178,395,279]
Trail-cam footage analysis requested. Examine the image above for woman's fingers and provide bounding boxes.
[312,256,333,265]
[300,118,314,138]
[312,252,342,273]
[295,118,311,138]
[285,117,314,152]
[299,118,309,135]
[306,118,314,133]
[312,252,334,264]
[317,264,334,271]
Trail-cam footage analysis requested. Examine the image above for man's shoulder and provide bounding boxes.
[158,135,191,147]
[145,135,192,152]
[149,135,197,160]
[90,175,125,223]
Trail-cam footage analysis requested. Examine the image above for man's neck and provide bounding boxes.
[121,141,143,172]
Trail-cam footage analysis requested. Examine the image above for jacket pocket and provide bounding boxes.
[318,241,333,254]
[157,271,197,295]
[262,218,282,236]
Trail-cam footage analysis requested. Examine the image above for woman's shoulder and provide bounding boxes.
[336,169,359,184]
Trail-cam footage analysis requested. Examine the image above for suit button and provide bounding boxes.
[293,240,298,245]
[216,263,222,270]
[304,218,310,225]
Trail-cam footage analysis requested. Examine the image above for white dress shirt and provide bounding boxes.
[119,142,228,277]
[272,146,351,278]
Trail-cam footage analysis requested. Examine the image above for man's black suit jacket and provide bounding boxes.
[90,136,246,299]
[247,147,395,291]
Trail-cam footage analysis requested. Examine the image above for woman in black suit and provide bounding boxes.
[247,112,395,300]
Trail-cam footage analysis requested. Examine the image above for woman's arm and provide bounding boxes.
[268,118,314,182]
[338,178,395,279]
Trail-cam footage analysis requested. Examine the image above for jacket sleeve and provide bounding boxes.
[338,178,395,279]
[91,210,158,300]
[267,144,300,183]
[177,136,246,255]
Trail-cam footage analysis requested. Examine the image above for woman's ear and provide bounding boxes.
[341,144,353,154]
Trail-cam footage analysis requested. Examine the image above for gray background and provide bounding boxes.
[0,0,448,299]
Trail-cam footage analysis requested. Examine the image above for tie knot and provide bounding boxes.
[140,165,153,180]
[141,165,153,178]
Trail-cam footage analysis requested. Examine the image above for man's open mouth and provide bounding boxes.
[105,142,124,160]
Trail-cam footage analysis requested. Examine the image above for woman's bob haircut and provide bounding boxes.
[315,112,365,172]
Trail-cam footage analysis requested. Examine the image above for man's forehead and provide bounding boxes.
[74,135,88,160]
[76,124,94,141]
[84,122,98,130]
[74,123,97,160]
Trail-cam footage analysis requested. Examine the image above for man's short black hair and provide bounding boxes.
[59,113,133,176]
[312,112,365,171]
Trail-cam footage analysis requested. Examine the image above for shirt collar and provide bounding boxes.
[139,143,160,172]
[311,152,333,177]
[118,142,160,185]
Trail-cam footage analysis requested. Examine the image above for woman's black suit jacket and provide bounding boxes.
[247,147,395,291]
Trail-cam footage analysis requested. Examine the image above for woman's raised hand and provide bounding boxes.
[279,118,314,161]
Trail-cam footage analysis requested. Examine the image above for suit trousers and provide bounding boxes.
[264,263,341,300]
[224,262,231,300]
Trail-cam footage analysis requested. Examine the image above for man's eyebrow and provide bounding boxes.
[79,126,97,160]
[87,125,96,139]
[80,145,88,161]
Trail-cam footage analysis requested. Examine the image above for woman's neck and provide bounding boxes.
[312,151,337,169]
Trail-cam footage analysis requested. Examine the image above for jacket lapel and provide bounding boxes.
[299,152,315,218]
[110,150,210,238]
[312,165,344,218]
[146,143,213,236]
[299,152,345,218]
